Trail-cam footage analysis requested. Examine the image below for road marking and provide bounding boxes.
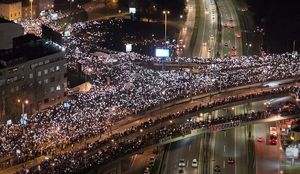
[163,143,172,174]
[198,134,203,174]
[224,145,226,152]
[235,128,237,174]
[129,154,137,168]
[189,144,192,151]
[187,160,189,167]
[211,132,216,174]
[200,0,208,57]
[223,160,226,168]
[224,131,226,137]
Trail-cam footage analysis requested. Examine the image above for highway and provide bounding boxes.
[179,0,244,58]
[177,0,196,57]
[254,123,282,174]
[193,0,218,58]
[161,96,291,174]
[178,0,218,58]
[94,148,156,174]
[216,0,243,57]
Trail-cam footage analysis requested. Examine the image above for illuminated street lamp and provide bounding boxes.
[163,10,170,42]
[17,99,29,114]
[246,43,252,56]
[29,0,33,19]
[68,0,75,15]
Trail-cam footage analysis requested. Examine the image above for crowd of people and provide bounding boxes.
[1,10,300,173]
[17,10,69,37]
[16,87,300,174]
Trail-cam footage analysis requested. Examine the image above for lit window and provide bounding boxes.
[56,85,61,91]
[56,66,60,71]
[29,73,33,78]
[50,67,55,72]
[44,69,48,75]
[38,71,42,77]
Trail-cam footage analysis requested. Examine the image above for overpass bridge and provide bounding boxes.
[1,78,299,174]
[91,103,300,174]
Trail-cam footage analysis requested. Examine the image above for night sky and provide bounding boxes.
[246,0,300,53]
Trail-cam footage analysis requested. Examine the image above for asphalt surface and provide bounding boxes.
[180,0,244,58]
[217,0,243,57]
[193,0,218,58]
[254,123,282,174]
[162,96,291,174]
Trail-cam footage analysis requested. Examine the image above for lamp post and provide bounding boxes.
[29,0,33,19]
[17,99,29,114]
[246,43,252,56]
[163,10,170,43]
[68,0,74,14]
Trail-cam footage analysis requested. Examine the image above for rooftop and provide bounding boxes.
[0,0,21,4]
[0,17,13,24]
[0,34,63,69]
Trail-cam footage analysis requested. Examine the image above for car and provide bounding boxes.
[236,33,241,38]
[210,35,214,39]
[229,18,234,21]
[223,24,228,28]
[202,42,207,46]
[227,157,235,164]
[224,42,228,46]
[256,136,264,142]
[208,48,211,52]
[214,165,221,172]
[178,159,185,167]
[178,168,184,173]
[192,159,198,167]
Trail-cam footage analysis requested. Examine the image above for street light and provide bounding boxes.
[17,99,29,114]
[246,43,252,56]
[29,0,33,19]
[68,0,74,15]
[163,10,170,42]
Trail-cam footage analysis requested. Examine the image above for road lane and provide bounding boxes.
[163,136,201,174]
[216,0,243,57]
[254,123,282,174]
[177,0,196,57]
[163,96,292,174]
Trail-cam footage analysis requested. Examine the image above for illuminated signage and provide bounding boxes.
[208,120,241,132]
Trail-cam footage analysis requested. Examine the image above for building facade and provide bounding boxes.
[0,18,24,50]
[0,0,22,21]
[0,34,67,123]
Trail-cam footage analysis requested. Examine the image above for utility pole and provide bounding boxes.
[163,10,170,43]
[293,40,296,52]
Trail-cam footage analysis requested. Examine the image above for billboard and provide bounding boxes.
[125,44,132,52]
[155,48,170,57]
[129,7,136,14]
[286,146,299,158]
